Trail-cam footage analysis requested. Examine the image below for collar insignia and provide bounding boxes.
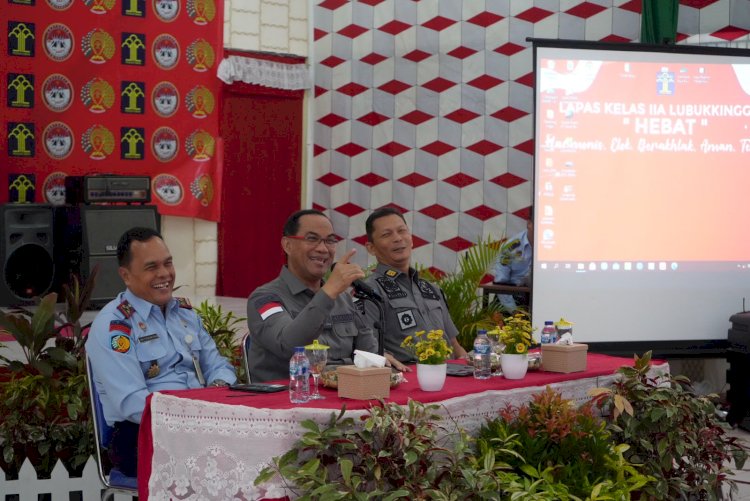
[117,300,134,318]
[176,297,192,309]
[417,279,440,301]
[385,269,398,278]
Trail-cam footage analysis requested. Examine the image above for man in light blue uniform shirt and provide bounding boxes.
[86,227,236,476]
[493,219,533,312]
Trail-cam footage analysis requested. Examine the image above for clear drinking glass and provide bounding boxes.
[305,340,329,400]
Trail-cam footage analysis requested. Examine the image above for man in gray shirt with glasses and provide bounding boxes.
[246,209,378,382]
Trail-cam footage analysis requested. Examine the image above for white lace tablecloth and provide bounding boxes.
[144,362,669,500]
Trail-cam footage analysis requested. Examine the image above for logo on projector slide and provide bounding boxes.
[656,68,675,96]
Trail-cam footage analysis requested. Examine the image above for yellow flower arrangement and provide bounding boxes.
[499,312,535,355]
[400,329,452,365]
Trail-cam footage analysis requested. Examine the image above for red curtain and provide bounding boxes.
[216,52,304,298]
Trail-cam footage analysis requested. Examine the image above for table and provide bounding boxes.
[138,354,668,500]
[479,283,531,309]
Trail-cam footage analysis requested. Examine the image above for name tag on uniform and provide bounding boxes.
[331,313,353,324]
[138,333,159,343]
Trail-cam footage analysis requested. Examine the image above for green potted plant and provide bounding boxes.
[497,312,535,379]
[401,329,452,391]
[0,293,92,477]
[590,351,749,500]
[195,300,247,382]
[0,268,99,478]
[422,236,504,351]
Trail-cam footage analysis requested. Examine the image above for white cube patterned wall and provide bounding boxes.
[312,0,641,274]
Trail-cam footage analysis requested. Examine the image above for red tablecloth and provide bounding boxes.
[138,353,651,500]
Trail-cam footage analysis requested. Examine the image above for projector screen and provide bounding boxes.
[531,40,750,350]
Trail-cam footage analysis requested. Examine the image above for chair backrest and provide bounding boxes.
[86,356,139,496]
[86,357,113,453]
[241,331,252,383]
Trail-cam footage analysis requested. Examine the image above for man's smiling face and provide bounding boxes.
[119,236,175,306]
[283,214,337,287]
[365,213,413,271]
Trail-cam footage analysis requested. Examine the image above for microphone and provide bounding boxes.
[331,263,382,302]
[352,279,382,302]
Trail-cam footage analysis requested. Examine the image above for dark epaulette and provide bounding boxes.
[417,279,440,300]
[375,276,407,299]
[117,300,135,319]
[176,297,192,309]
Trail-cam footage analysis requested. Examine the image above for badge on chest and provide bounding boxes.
[397,309,415,331]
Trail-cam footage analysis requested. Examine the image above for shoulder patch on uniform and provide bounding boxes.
[117,300,134,319]
[375,277,407,299]
[110,334,131,353]
[176,297,192,309]
[109,320,131,336]
[417,279,440,301]
[254,294,284,321]
[385,269,398,278]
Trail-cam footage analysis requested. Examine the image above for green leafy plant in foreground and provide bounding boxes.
[255,400,516,500]
[478,386,651,500]
[590,351,749,500]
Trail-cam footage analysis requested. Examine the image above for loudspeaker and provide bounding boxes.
[0,204,56,306]
[56,205,160,306]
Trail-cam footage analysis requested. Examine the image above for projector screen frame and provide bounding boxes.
[528,38,750,357]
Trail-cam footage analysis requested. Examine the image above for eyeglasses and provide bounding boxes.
[285,234,340,247]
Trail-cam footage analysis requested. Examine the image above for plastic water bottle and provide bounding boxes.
[473,330,492,380]
[549,324,559,344]
[289,347,310,404]
[541,321,556,344]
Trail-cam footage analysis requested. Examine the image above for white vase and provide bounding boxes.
[416,363,447,391]
[501,353,528,380]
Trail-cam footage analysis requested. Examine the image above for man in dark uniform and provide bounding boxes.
[362,207,467,370]
[86,227,236,477]
[246,209,377,382]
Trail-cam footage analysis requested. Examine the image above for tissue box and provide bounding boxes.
[541,343,588,373]
[337,366,391,400]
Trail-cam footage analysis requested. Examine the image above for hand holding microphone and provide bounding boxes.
[322,249,366,299]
